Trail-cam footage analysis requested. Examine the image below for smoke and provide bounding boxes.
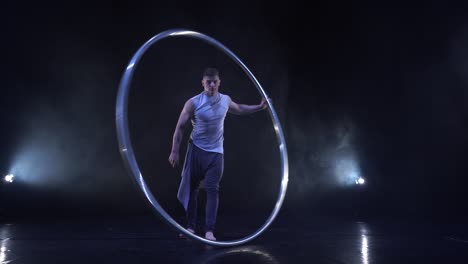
[9,33,129,204]
[287,110,361,197]
[11,98,121,195]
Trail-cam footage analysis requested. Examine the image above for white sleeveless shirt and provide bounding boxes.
[190,92,230,154]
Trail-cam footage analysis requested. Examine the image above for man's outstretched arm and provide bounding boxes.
[228,97,269,115]
[168,99,194,167]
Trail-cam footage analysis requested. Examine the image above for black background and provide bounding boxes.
[1,0,467,224]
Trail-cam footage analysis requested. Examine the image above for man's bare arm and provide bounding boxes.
[168,99,194,167]
[228,96,268,115]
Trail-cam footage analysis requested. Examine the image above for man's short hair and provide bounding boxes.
[203,67,219,78]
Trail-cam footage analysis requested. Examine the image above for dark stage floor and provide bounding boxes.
[0,213,467,263]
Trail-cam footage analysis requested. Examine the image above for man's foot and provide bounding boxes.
[205,231,216,241]
[178,228,195,239]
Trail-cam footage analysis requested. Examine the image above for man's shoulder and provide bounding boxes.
[188,93,202,102]
[186,93,203,109]
[220,93,231,100]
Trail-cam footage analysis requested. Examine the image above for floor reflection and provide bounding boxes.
[195,245,280,264]
[358,222,370,264]
[0,225,12,264]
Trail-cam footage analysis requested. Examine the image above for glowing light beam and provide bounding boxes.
[4,174,14,183]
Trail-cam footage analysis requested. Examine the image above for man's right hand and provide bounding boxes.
[168,152,179,168]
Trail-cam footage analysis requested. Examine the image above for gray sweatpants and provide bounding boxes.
[177,142,224,232]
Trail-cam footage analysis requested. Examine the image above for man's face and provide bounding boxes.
[202,75,220,95]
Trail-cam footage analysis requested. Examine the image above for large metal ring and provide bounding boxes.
[116,29,289,247]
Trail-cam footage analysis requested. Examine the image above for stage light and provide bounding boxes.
[4,174,14,183]
[355,177,365,185]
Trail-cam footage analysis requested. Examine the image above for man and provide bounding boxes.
[168,67,268,241]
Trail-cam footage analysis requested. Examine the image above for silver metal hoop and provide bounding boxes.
[116,29,289,247]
